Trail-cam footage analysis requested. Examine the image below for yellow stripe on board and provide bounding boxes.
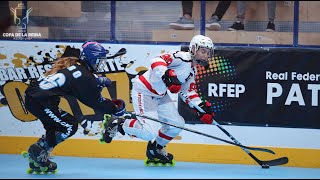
[0,136,319,168]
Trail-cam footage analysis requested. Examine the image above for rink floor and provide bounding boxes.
[0,154,319,179]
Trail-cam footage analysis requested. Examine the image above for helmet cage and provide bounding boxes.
[192,46,214,69]
[95,57,108,72]
[189,35,214,68]
[80,41,108,72]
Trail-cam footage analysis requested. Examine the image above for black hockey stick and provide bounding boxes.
[106,48,127,59]
[128,112,275,154]
[211,118,288,168]
[179,92,288,168]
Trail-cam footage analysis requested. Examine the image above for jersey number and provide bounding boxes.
[39,65,82,90]
[67,65,82,78]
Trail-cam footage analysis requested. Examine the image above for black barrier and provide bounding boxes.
[178,47,320,129]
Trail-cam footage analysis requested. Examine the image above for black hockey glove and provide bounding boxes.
[112,99,126,117]
[162,69,181,93]
[194,101,214,124]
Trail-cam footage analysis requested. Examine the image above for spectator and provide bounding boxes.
[0,1,11,34]
[169,1,231,31]
[228,1,276,32]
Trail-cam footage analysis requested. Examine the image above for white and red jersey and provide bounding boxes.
[124,51,204,146]
[133,50,203,108]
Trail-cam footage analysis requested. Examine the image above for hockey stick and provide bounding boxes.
[106,48,127,59]
[179,92,288,168]
[128,112,275,154]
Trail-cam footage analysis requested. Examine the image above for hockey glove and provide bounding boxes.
[162,69,181,93]
[195,101,214,124]
[112,99,126,116]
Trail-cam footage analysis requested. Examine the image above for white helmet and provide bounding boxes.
[189,35,214,68]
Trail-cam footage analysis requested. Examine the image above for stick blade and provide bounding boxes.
[106,48,127,59]
[262,157,289,166]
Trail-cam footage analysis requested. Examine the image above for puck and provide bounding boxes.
[262,164,270,169]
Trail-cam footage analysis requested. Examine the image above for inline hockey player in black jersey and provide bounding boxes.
[22,41,126,174]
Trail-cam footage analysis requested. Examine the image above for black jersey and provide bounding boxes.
[25,63,117,115]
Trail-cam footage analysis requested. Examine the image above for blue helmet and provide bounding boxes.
[80,41,109,72]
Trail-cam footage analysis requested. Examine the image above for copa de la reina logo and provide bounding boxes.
[2,3,42,40]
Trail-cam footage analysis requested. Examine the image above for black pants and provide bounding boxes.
[182,1,231,20]
[25,93,78,148]
[0,1,11,34]
[212,1,231,20]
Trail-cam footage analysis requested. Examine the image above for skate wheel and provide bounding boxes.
[144,159,157,166]
[104,114,111,122]
[102,120,106,128]
[26,168,34,174]
[143,159,150,166]
[43,172,48,174]
[52,169,58,174]
[33,162,40,167]
[35,170,41,174]
[27,157,34,163]
[144,159,153,166]
[40,166,48,172]
[161,162,168,166]
[21,151,29,158]
[99,138,106,144]
[169,159,176,166]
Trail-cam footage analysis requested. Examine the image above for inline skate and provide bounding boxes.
[144,141,176,166]
[99,114,125,143]
[21,136,57,174]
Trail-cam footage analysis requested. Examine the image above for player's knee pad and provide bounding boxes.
[161,114,185,127]
[173,118,185,128]
[139,127,156,141]
[123,120,156,141]
[161,117,185,137]
[160,126,183,138]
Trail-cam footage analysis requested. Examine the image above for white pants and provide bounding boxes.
[122,88,185,147]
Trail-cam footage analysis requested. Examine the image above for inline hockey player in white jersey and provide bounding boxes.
[100,35,215,165]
